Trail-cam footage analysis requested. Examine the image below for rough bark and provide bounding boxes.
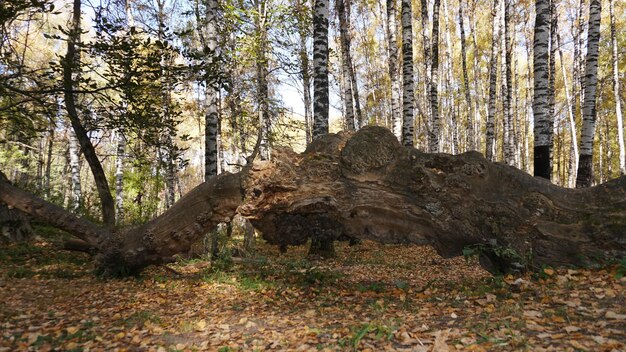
[400,0,414,147]
[337,0,363,129]
[194,0,220,176]
[241,127,626,274]
[547,0,557,174]
[428,0,441,153]
[576,0,601,188]
[386,0,401,140]
[337,0,355,131]
[420,0,431,123]
[502,0,514,165]
[532,0,552,180]
[609,0,625,175]
[255,0,271,160]
[0,174,34,244]
[312,0,329,138]
[2,128,626,276]
[458,2,474,151]
[485,0,499,162]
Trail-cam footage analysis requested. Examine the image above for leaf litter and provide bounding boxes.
[0,240,624,351]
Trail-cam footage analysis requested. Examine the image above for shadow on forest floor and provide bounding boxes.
[0,237,625,351]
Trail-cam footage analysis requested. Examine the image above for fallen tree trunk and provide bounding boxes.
[1,127,625,275]
[240,127,626,273]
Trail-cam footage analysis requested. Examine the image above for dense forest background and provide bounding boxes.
[1,0,624,226]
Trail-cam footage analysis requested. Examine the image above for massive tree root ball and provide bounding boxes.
[1,127,625,276]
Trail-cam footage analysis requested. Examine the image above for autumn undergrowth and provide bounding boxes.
[1,237,625,351]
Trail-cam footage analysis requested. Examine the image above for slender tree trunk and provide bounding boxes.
[195,0,220,178]
[63,0,115,225]
[458,2,474,151]
[386,0,401,140]
[296,0,313,145]
[401,0,414,147]
[68,129,81,212]
[255,0,271,160]
[44,122,54,199]
[428,0,440,153]
[576,0,601,188]
[115,131,125,224]
[556,32,579,188]
[485,0,499,161]
[575,0,586,117]
[420,0,431,124]
[609,0,625,175]
[442,0,456,153]
[340,0,363,129]
[502,0,514,165]
[312,0,330,138]
[337,0,355,131]
[113,0,135,225]
[532,0,552,180]
[310,0,333,256]
[546,0,558,176]
[469,0,482,152]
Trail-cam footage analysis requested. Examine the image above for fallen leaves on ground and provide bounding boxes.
[0,240,624,351]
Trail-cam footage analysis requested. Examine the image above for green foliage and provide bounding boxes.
[121,163,164,224]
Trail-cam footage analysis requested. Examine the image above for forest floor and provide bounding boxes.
[0,237,625,352]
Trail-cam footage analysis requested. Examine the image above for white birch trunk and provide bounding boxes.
[68,129,81,212]
[312,0,330,138]
[386,0,401,140]
[532,0,551,179]
[485,0,499,161]
[576,0,601,188]
[428,0,441,153]
[609,0,625,175]
[401,0,414,147]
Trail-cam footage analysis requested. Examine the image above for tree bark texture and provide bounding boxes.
[2,127,625,276]
[428,0,441,153]
[386,0,401,140]
[458,3,474,151]
[609,0,625,175]
[532,0,552,180]
[400,0,414,147]
[485,0,499,162]
[337,0,355,131]
[576,0,601,188]
[312,0,330,138]
[502,0,514,166]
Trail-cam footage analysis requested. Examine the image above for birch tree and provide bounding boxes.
[576,0,601,188]
[532,0,551,180]
[337,0,355,131]
[485,0,499,161]
[401,0,414,147]
[502,0,514,165]
[312,0,329,138]
[195,0,220,177]
[609,0,625,175]
[386,0,401,140]
[458,2,474,151]
[428,0,441,153]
